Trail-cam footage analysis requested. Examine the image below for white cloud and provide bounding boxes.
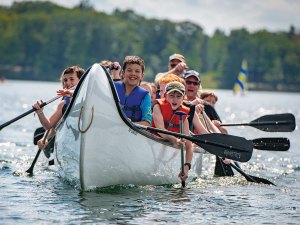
[1,0,299,35]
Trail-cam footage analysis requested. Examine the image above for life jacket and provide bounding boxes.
[62,96,71,115]
[204,103,222,122]
[115,82,148,122]
[152,98,190,133]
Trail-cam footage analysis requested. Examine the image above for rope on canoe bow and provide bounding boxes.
[78,106,94,133]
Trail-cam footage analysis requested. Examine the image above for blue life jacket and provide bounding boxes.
[62,96,71,115]
[114,82,148,122]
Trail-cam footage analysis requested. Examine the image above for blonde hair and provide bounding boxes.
[159,73,185,86]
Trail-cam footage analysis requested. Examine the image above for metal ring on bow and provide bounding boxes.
[78,106,94,133]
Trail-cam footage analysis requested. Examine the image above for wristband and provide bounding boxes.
[184,163,191,170]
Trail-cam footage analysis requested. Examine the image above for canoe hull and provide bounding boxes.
[55,64,202,190]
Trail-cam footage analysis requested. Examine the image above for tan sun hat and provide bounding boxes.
[169,53,185,63]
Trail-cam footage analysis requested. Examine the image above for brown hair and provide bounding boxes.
[100,60,113,69]
[122,55,145,73]
[140,81,152,90]
[60,66,85,85]
[150,82,157,93]
[200,91,218,102]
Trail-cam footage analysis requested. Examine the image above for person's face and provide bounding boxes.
[185,76,200,99]
[165,91,184,110]
[141,84,152,95]
[62,73,79,89]
[168,59,182,70]
[123,64,144,87]
[159,83,167,98]
[203,95,217,106]
[151,88,156,101]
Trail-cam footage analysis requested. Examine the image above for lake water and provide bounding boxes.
[0,80,299,224]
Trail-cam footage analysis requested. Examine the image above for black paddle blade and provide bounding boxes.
[250,113,296,132]
[252,138,290,151]
[192,133,253,162]
[230,163,275,185]
[26,149,42,174]
[245,174,275,185]
[136,125,253,162]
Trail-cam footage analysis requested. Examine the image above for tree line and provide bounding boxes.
[0,1,299,91]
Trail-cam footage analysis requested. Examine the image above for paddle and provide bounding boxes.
[252,137,290,151]
[26,129,50,174]
[230,162,275,185]
[202,107,291,151]
[136,125,253,162]
[221,113,296,132]
[175,111,186,188]
[201,111,275,184]
[32,127,56,166]
[0,96,61,131]
[201,111,235,177]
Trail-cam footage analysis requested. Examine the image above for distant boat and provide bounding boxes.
[233,60,248,95]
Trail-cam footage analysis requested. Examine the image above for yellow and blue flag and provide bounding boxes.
[233,59,248,94]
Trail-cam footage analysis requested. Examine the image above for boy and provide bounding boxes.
[114,56,152,126]
[152,81,193,182]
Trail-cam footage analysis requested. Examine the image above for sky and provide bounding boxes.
[1,0,300,35]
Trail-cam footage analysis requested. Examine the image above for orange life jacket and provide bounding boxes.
[152,98,190,133]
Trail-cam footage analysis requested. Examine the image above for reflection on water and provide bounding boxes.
[0,81,299,224]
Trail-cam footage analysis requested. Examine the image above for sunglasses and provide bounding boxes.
[185,80,200,86]
[170,63,178,68]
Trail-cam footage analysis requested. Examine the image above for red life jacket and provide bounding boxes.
[152,98,190,133]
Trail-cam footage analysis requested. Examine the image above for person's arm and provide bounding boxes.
[109,62,122,81]
[212,120,228,134]
[201,112,221,133]
[37,127,56,149]
[33,100,65,130]
[192,113,209,134]
[166,62,188,76]
[135,93,152,126]
[178,119,193,182]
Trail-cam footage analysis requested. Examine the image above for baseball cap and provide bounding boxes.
[165,81,185,96]
[169,53,185,63]
[183,70,200,81]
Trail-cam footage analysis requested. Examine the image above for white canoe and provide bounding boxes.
[54,63,203,190]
